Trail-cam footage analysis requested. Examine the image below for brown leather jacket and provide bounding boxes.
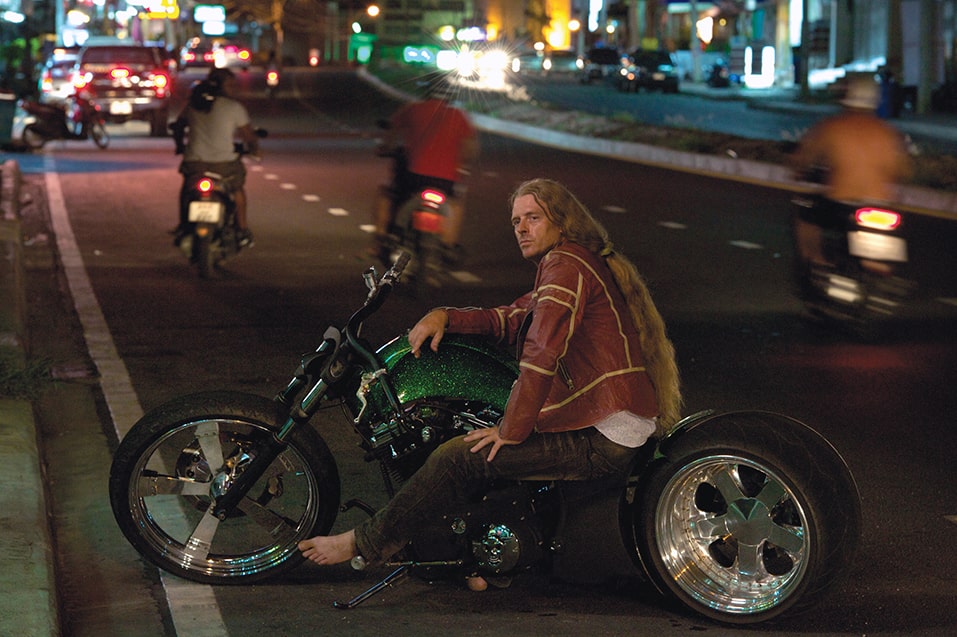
[445,242,658,442]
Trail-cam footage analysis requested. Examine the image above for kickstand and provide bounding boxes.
[333,565,410,609]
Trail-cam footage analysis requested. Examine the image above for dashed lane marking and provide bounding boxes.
[449,271,482,283]
[328,208,349,216]
[729,240,764,250]
[658,221,687,230]
[302,194,320,202]
[280,183,297,190]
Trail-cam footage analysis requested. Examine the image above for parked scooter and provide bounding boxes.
[175,130,266,278]
[792,194,913,337]
[109,254,862,625]
[20,92,109,149]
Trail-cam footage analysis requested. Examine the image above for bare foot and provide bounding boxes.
[298,529,357,565]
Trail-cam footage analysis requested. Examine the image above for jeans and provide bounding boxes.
[354,427,638,565]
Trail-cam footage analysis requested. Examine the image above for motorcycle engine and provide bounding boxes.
[407,482,551,577]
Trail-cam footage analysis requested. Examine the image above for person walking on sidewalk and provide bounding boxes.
[300,178,681,590]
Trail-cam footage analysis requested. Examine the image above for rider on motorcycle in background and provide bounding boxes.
[368,75,478,264]
[171,67,260,246]
[792,77,911,267]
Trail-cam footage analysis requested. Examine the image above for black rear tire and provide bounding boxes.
[109,391,341,584]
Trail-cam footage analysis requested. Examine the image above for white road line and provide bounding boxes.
[44,160,229,637]
[328,207,349,216]
[602,205,627,214]
[729,240,764,250]
[658,221,687,230]
[280,183,297,190]
[302,194,320,202]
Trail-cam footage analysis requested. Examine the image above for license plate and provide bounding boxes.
[412,211,443,233]
[847,231,907,262]
[188,201,223,223]
[109,101,132,115]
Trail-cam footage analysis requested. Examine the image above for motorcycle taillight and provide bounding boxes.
[421,189,446,207]
[855,207,901,231]
[197,178,214,194]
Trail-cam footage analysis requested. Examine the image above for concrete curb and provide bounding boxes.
[0,160,61,637]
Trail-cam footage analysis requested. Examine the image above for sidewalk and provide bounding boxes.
[0,159,59,636]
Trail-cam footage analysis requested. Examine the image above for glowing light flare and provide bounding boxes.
[421,189,446,206]
[855,208,901,230]
[110,67,131,80]
[197,178,214,194]
[697,17,714,45]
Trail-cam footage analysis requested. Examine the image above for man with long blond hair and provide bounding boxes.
[299,178,681,588]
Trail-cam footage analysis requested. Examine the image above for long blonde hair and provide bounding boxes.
[509,178,682,433]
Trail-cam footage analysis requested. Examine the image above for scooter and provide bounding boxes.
[20,92,109,149]
[792,194,913,338]
[175,131,266,278]
[109,255,862,625]
[375,122,458,288]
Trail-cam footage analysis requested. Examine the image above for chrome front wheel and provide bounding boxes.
[109,391,340,584]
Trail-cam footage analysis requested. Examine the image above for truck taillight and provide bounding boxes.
[855,207,901,231]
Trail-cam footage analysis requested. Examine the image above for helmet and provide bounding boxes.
[189,79,220,112]
[418,73,455,101]
[206,67,236,90]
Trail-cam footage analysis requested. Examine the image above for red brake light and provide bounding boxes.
[197,178,214,194]
[153,73,169,88]
[110,68,131,79]
[855,207,901,231]
[421,189,446,206]
[238,50,251,61]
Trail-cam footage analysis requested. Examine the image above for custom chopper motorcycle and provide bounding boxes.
[109,254,862,624]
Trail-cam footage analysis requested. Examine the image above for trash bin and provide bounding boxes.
[0,93,17,146]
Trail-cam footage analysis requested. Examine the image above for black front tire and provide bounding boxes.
[109,391,341,584]
[634,411,861,624]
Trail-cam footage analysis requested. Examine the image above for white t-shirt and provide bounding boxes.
[183,97,250,163]
[594,410,657,448]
